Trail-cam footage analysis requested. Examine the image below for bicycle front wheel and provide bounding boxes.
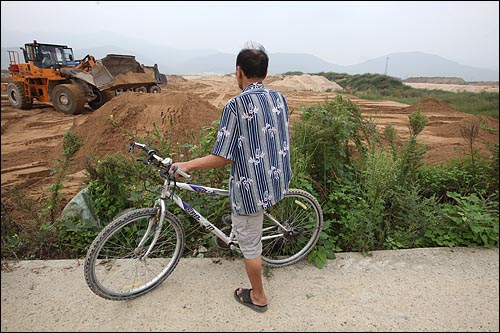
[84,208,185,300]
[261,189,323,267]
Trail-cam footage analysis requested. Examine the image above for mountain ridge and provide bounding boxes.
[1,45,498,82]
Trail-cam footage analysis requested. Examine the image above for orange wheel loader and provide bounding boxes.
[6,41,164,115]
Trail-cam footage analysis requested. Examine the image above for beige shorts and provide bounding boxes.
[231,210,264,259]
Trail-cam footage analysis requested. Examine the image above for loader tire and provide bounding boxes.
[7,82,33,109]
[134,86,147,93]
[88,89,115,110]
[51,84,86,115]
[148,85,161,93]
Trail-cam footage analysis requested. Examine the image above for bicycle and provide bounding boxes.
[84,141,323,300]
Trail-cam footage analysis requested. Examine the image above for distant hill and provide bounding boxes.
[347,52,499,82]
[175,51,499,81]
[2,45,498,82]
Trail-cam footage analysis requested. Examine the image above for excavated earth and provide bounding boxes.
[1,74,498,211]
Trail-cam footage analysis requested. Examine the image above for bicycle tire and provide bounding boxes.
[84,208,185,300]
[261,189,323,267]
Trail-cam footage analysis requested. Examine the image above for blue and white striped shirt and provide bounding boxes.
[212,82,292,215]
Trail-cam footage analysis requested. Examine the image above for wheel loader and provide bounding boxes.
[6,41,165,115]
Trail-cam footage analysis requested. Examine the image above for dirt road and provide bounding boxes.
[1,247,498,332]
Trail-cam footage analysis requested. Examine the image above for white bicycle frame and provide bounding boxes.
[129,141,288,256]
[163,181,234,247]
[138,178,290,256]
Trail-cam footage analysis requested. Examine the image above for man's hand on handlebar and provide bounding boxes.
[169,162,191,178]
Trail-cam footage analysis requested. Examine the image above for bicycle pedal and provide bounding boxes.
[221,214,232,226]
[215,225,232,249]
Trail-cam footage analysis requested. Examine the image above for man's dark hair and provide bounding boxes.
[236,42,268,79]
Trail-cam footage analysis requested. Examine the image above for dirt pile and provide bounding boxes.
[404,77,466,84]
[1,75,498,206]
[109,72,157,86]
[266,74,344,92]
[58,91,219,173]
[403,82,499,93]
[400,97,499,163]
[166,75,188,84]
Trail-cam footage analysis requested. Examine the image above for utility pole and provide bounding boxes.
[384,57,389,76]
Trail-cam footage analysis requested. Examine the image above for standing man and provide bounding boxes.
[171,42,291,313]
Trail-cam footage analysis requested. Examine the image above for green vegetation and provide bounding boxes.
[2,76,498,265]
[314,72,499,119]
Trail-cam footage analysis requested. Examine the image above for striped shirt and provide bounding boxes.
[212,82,292,215]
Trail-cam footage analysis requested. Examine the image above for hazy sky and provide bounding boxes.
[1,1,499,69]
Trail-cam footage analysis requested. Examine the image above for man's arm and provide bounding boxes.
[171,154,233,176]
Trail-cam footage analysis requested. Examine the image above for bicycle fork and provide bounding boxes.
[134,199,165,259]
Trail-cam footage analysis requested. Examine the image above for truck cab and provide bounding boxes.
[23,41,79,69]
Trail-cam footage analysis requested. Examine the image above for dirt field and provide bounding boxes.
[403,82,499,93]
[1,75,498,211]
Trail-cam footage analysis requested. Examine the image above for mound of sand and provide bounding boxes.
[404,77,466,84]
[403,96,500,134]
[57,91,219,172]
[403,82,499,93]
[266,74,344,92]
[165,75,188,83]
[401,97,499,163]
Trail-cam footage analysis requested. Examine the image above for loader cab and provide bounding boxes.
[23,41,79,69]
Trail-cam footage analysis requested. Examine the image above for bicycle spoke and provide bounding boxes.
[85,208,184,300]
[261,189,323,267]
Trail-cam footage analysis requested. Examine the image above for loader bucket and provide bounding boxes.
[90,54,157,91]
[100,54,144,76]
[89,62,114,87]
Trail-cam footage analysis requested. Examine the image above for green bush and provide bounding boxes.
[292,95,369,193]
[417,155,499,201]
[425,191,499,248]
[85,153,158,223]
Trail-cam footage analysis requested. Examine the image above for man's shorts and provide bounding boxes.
[231,210,264,259]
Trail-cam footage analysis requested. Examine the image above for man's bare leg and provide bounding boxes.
[236,256,268,306]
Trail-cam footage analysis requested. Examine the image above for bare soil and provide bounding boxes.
[403,82,499,93]
[1,74,498,212]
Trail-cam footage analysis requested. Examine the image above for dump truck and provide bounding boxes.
[6,41,165,114]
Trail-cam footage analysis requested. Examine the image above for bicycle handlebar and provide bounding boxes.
[128,141,191,179]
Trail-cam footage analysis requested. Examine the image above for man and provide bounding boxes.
[171,42,291,313]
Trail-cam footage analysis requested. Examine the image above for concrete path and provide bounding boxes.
[1,247,498,332]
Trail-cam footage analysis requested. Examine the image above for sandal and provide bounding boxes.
[233,288,268,313]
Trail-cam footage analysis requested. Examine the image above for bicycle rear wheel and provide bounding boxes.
[261,189,323,267]
[84,208,184,300]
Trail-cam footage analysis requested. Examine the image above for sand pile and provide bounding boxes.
[111,72,156,85]
[266,74,344,92]
[401,97,499,162]
[404,77,466,84]
[61,91,219,171]
[166,75,188,84]
[404,97,498,136]
[180,74,345,93]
